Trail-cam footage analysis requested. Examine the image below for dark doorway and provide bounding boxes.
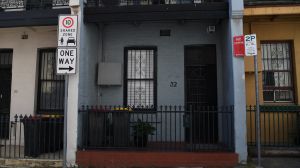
[0,49,13,139]
[184,45,218,146]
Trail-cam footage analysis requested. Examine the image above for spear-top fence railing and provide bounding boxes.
[78,105,235,152]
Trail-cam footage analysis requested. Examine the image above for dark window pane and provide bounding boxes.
[263,90,274,102]
[263,71,275,86]
[0,51,13,66]
[38,49,65,114]
[39,81,65,110]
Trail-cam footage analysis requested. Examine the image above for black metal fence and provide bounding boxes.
[78,105,234,152]
[0,0,69,11]
[0,114,63,159]
[86,0,224,7]
[247,105,300,147]
[245,0,300,6]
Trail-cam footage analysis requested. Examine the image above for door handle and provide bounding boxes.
[0,94,2,99]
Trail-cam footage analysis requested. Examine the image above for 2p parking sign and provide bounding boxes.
[244,34,257,56]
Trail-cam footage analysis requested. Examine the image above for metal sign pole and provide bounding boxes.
[58,13,77,167]
[63,76,69,168]
[254,54,261,167]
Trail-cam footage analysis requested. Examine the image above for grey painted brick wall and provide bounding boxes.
[79,24,99,106]
[98,21,225,106]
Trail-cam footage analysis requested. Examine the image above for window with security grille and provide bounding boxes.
[261,41,294,103]
[124,47,156,108]
[37,49,65,114]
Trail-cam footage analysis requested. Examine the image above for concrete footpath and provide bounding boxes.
[0,158,62,168]
[0,157,299,168]
[257,157,300,168]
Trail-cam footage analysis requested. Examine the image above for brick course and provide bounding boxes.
[76,151,238,168]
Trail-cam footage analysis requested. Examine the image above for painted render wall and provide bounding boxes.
[224,0,247,163]
[244,21,300,105]
[243,20,300,148]
[89,21,238,148]
[77,23,100,156]
[98,21,225,106]
[78,23,99,106]
[0,26,58,120]
[224,18,247,163]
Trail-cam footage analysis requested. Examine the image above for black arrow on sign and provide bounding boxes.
[59,66,74,71]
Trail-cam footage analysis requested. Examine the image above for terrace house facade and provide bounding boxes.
[0,0,70,162]
[73,0,247,167]
[244,0,300,150]
[0,0,248,167]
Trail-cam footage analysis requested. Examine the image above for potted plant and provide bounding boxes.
[132,119,155,147]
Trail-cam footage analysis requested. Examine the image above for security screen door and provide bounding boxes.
[184,45,218,145]
[0,50,12,115]
[0,49,12,139]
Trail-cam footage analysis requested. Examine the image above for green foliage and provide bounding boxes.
[132,119,155,137]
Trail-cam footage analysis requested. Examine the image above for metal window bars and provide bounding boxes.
[0,0,69,10]
[125,48,156,108]
[261,42,294,103]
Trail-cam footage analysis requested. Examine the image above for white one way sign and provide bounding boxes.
[57,48,77,74]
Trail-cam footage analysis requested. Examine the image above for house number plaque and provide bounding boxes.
[170,82,177,87]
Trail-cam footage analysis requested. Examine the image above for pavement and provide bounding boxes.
[0,157,299,168]
[236,157,300,168]
[256,157,300,168]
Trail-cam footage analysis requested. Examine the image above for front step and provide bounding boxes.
[77,151,239,168]
[0,158,62,168]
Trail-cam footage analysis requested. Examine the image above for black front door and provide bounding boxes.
[0,49,13,139]
[184,45,218,145]
[0,69,12,114]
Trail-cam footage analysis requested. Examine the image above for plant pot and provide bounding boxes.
[134,135,148,147]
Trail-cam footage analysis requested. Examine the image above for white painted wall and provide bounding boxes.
[0,26,58,120]
[0,26,58,147]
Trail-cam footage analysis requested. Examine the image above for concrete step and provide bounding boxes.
[0,158,62,168]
